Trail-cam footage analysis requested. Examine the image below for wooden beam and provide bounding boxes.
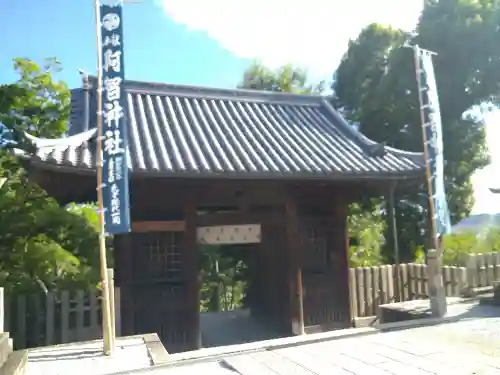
[131,221,186,232]
[196,212,261,227]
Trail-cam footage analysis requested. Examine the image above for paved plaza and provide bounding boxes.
[25,337,153,375]
[25,303,500,375]
[152,315,500,374]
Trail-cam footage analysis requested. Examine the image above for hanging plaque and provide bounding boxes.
[197,224,261,245]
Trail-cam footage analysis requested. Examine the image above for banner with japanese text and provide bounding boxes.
[418,48,451,237]
[100,3,131,234]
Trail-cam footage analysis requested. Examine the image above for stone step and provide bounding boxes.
[478,282,500,306]
[0,334,12,369]
[0,350,28,375]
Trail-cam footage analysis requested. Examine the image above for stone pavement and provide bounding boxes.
[25,337,152,375]
[145,313,500,374]
[200,309,288,348]
[23,302,500,375]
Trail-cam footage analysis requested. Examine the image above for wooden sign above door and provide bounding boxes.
[196,224,261,245]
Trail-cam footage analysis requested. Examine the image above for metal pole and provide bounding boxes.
[413,45,439,252]
[94,0,114,356]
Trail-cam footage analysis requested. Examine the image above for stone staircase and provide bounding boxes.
[0,333,28,375]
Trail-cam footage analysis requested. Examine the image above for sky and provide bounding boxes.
[0,0,498,214]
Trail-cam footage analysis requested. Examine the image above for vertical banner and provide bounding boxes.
[417,49,451,237]
[100,3,131,234]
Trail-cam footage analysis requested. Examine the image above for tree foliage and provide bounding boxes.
[0,154,101,293]
[348,202,386,267]
[199,245,248,312]
[0,58,100,294]
[0,58,70,138]
[442,228,500,266]
[414,228,500,266]
[333,0,496,258]
[239,61,325,94]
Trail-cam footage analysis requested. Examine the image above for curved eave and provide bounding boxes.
[23,128,97,148]
[320,100,426,166]
[24,155,425,182]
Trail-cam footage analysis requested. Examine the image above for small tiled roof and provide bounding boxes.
[27,77,425,180]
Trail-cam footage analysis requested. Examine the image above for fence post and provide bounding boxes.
[16,295,27,349]
[400,264,409,301]
[427,249,446,317]
[0,288,4,333]
[363,267,373,316]
[465,254,476,295]
[349,268,357,320]
[114,287,121,337]
[45,292,55,346]
[355,268,365,317]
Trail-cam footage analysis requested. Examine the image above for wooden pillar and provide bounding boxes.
[182,193,201,349]
[386,185,401,301]
[113,234,134,336]
[285,194,304,335]
[334,199,352,322]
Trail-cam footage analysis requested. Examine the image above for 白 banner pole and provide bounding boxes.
[413,45,439,252]
[412,44,448,317]
[94,0,114,356]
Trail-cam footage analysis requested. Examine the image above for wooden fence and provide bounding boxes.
[3,252,500,348]
[350,252,500,318]
[3,288,121,350]
[466,252,500,290]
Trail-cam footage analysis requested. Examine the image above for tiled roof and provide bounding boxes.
[28,77,425,180]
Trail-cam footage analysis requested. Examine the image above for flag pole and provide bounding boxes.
[412,44,447,317]
[413,45,439,252]
[94,0,114,356]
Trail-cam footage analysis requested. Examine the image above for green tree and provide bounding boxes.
[0,57,70,138]
[0,158,100,293]
[348,202,386,267]
[0,58,99,294]
[239,61,325,94]
[333,0,495,258]
[199,245,247,312]
[414,228,500,266]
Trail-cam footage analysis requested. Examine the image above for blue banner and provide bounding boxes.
[418,48,451,237]
[100,3,131,234]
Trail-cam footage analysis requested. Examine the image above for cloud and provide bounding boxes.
[472,165,500,214]
[469,113,500,213]
[156,0,424,79]
[485,111,500,167]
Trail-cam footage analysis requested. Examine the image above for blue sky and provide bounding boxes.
[0,0,251,88]
[0,0,498,213]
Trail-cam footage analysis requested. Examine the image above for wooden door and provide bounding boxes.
[129,231,196,353]
[299,218,350,329]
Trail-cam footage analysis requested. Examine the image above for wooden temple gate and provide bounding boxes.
[22,76,425,354]
[111,180,352,353]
